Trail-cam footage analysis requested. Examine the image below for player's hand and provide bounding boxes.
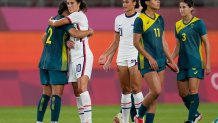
[103,60,111,72]
[148,57,158,70]
[88,28,94,37]
[98,55,107,65]
[48,16,54,26]
[205,63,211,75]
[66,40,75,49]
[170,61,179,73]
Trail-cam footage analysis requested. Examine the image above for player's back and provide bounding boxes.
[39,15,71,71]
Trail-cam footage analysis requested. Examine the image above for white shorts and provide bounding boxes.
[116,59,138,68]
[68,56,93,82]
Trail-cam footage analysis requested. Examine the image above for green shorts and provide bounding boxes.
[40,69,68,85]
[177,68,204,81]
[140,66,166,77]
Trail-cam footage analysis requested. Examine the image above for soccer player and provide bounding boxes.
[98,0,144,123]
[133,0,179,123]
[172,0,211,123]
[48,0,93,123]
[36,1,93,123]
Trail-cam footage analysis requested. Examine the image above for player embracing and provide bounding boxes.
[48,0,93,123]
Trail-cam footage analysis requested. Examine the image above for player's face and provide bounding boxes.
[67,0,80,13]
[122,0,135,12]
[147,0,160,10]
[179,2,193,17]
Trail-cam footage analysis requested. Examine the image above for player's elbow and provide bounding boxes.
[69,29,80,38]
[133,40,138,48]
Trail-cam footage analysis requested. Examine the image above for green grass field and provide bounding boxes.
[0,103,217,123]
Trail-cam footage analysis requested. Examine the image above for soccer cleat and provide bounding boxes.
[113,113,122,123]
[193,113,202,123]
[134,116,143,123]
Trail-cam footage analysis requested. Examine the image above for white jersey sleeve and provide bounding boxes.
[66,12,81,24]
[114,16,119,32]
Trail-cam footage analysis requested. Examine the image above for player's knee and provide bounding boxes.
[151,89,161,99]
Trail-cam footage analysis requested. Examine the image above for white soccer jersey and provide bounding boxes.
[115,12,139,63]
[66,11,93,62]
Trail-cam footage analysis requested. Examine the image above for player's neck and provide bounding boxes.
[125,9,136,17]
[145,9,156,18]
[182,14,193,24]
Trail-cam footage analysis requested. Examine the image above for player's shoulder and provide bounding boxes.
[54,15,64,20]
[68,11,85,17]
[175,19,183,27]
[115,13,125,20]
[193,17,204,24]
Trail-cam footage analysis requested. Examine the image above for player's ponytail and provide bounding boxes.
[140,0,149,13]
[76,0,88,12]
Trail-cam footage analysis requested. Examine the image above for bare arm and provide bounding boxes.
[48,17,70,27]
[163,32,175,63]
[102,50,116,72]
[68,28,94,38]
[201,34,211,75]
[42,33,46,44]
[162,32,179,72]
[104,32,120,56]
[133,33,158,70]
[171,39,180,59]
[98,32,120,65]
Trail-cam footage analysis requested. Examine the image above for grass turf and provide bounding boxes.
[0,103,217,123]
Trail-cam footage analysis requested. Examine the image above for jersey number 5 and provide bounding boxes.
[154,28,160,37]
[46,27,53,44]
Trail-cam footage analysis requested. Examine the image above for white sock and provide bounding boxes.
[76,97,84,123]
[133,92,143,114]
[80,91,92,123]
[121,93,132,123]
[36,122,43,123]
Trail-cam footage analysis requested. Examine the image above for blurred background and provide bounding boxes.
[0,0,218,115]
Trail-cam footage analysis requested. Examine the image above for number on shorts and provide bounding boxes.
[76,64,81,72]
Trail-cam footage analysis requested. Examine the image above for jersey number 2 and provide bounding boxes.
[46,27,53,44]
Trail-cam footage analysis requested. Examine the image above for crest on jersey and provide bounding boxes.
[191,24,194,28]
